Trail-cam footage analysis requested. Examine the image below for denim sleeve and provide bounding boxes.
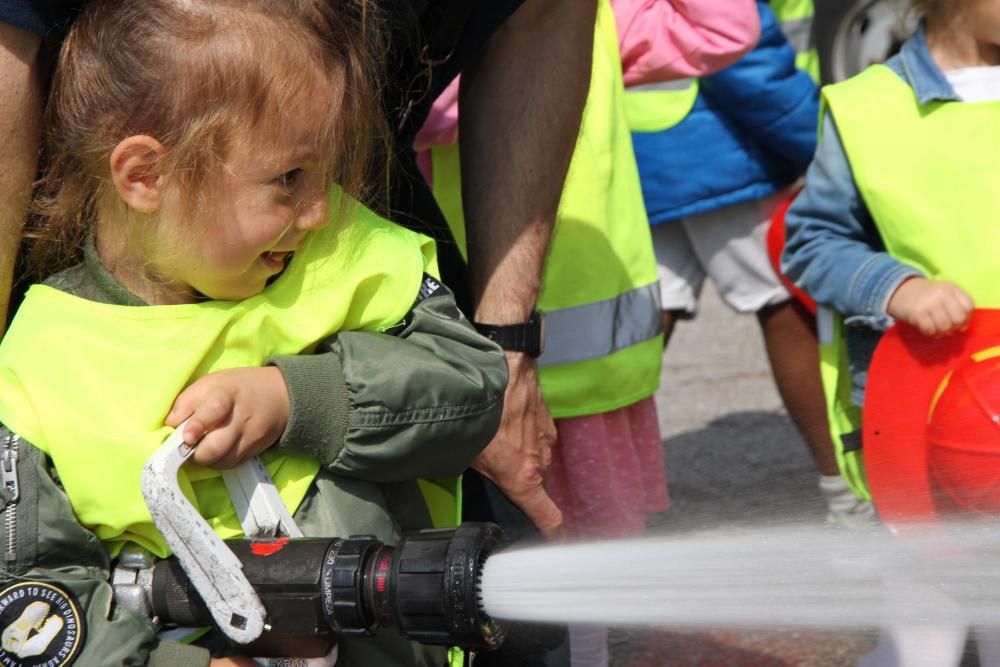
[781,113,922,317]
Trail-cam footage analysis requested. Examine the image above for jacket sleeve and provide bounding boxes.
[268,284,507,483]
[0,434,210,666]
[698,1,819,171]
[782,113,922,318]
[613,0,760,86]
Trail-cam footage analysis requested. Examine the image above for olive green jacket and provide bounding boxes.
[0,246,506,666]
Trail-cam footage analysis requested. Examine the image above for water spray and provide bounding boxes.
[479,521,1000,631]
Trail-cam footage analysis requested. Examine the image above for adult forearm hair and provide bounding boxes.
[459,0,598,323]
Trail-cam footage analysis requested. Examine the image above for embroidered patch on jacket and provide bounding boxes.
[0,582,84,666]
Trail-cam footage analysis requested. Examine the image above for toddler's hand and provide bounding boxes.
[166,367,290,468]
[887,277,974,337]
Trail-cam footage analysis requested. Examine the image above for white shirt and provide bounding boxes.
[944,66,1000,102]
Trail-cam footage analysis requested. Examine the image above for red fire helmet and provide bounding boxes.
[765,191,816,316]
[865,310,1000,527]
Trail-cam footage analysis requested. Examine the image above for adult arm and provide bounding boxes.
[782,114,921,317]
[699,2,818,171]
[614,0,760,86]
[456,0,598,537]
[269,287,507,482]
[0,22,43,334]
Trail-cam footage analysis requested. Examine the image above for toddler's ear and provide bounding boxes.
[109,135,166,213]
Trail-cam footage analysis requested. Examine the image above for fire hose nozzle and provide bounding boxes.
[114,522,506,658]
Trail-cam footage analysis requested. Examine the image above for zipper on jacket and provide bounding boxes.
[1,433,20,564]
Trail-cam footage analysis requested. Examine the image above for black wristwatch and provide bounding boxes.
[473,310,546,358]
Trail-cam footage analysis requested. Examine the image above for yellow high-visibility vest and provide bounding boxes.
[0,194,446,557]
[623,77,700,134]
[770,0,820,82]
[430,0,663,418]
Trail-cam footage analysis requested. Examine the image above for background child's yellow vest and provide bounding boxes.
[0,197,436,557]
[770,0,820,82]
[820,64,1000,496]
[624,79,699,134]
[624,0,819,137]
[431,0,663,418]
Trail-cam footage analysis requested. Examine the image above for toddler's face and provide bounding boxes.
[148,95,333,303]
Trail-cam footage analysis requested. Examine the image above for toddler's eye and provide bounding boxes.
[276,168,303,190]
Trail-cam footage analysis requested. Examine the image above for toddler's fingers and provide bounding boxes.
[190,428,241,468]
[925,308,950,336]
[956,286,975,311]
[166,393,195,428]
[182,394,235,446]
[943,296,972,331]
[166,379,212,428]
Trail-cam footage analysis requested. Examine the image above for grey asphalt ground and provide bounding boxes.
[651,285,827,531]
[609,285,879,666]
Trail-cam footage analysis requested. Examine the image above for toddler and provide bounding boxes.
[0,1,506,665]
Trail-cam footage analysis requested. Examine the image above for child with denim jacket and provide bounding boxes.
[782,0,989,407]
[783,2,1000,663]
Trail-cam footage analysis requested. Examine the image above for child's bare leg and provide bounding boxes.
[756,299,839,476]
[660,310,681,346]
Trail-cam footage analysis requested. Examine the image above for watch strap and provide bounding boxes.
[472,310,545,357]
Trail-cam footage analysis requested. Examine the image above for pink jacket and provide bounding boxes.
[415,0,760,151]
[614,0,760,86]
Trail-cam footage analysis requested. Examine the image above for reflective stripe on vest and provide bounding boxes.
[539,282,661,368]
[0,195,438,557]
[428,0,663,418]
[770,0,820,82]
[627,78,695,93]
[779,15,813,54]
[816,64,1000,497]
[624,78,699,133]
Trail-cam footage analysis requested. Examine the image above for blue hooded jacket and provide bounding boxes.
[631,1,819,225]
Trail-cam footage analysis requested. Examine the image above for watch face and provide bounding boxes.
[533,310,546,357]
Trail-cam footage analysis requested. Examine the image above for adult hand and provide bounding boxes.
[887,277,974,337]
[471,352,564,537]
[166,367,289,468]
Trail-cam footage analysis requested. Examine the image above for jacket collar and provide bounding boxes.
[887,24,960,104]
[83,234,148,307]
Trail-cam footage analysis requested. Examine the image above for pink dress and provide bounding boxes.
[414,0,759,538]
[546,396,669,538]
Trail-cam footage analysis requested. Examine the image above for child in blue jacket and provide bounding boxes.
[630,1,872,525]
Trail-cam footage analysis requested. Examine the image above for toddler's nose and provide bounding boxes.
[296,193,330,231]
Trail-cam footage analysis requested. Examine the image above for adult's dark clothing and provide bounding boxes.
[0,0,80,35]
